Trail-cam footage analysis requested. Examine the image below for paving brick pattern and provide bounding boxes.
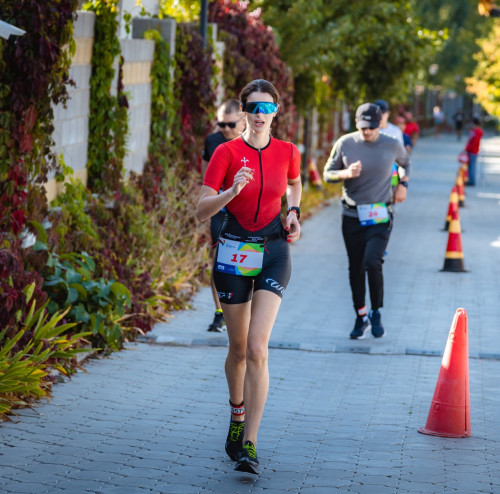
[1,134,500,493]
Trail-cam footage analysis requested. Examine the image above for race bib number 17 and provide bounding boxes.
[216,238,264,276]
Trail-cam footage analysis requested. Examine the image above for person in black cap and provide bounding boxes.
[323,103,411,339]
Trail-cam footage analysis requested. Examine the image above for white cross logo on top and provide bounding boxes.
[241,157,249,166]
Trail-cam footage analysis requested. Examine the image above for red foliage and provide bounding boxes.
[0,240,48,340]
[2,1,76,159]
[208,0,296,140]
[0,0,78,235]
[0,163,28,234]
[174,23,217,172]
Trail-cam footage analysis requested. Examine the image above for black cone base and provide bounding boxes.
[441,258,467,272]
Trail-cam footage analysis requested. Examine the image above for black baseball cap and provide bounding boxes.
[374,99,390,113]
[355,103,382,129]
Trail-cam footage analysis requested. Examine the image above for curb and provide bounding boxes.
[137,334,500,360]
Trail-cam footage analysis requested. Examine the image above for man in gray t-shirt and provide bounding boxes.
[323,103,411,340]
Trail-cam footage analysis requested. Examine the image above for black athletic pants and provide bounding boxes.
[341,214,392,313]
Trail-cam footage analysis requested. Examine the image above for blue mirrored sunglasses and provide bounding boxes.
[242,101,278,114]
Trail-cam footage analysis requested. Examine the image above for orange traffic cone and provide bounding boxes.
[441,206,466,272]
[418,308,470,438]
[456,168,465,207]
[307,158,323,189]
[442,186,459,231]
[461,163,469,184]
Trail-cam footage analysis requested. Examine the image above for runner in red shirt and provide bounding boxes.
[204,134,300,231]
[197,79,301,475]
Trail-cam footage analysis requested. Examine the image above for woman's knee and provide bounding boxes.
[228,343,247,364]
[246,341,268,365]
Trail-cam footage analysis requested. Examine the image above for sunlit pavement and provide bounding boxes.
[1,132,499,493]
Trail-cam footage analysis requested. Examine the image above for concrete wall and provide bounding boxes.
[50,10,156,196]
[118,0,160,39]
[121,38,154,175]
[209,23,226,108]
[132,17,176,56]
[49,10,95,201]
[47,5,225,198]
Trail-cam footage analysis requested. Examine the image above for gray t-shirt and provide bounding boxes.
[380,122,404,146]
[324,131,411,217]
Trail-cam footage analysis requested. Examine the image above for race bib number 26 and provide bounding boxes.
[216,238,264,276]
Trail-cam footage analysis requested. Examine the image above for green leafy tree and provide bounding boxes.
[326,1,438,103]
[160,0,201,22]
[249,0,334,111]
[252,0,438,108]
[412,0,493,92]
[466,23,500,119]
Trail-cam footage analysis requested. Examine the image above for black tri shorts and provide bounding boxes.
[212,213,292,304]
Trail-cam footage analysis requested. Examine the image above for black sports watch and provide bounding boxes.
[287,206,301,220]
[399,180,409,188]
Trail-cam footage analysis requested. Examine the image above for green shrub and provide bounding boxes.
[0,283,90,421]
[50,163,100,254]
[41,248,131,353]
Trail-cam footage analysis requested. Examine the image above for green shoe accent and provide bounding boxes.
[235,440,259,475]
[225,421,245,461]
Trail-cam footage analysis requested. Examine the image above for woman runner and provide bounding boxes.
[196,79,302,475]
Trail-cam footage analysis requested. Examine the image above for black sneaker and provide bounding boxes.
[350,316,371,340]
[225,420,245,461]
[208,311,225,332]
[234,440,259,475]
[370,310,385,338]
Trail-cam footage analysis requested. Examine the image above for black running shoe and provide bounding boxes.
[370,310,385,338]
[225,420,245,461]
[350,316,371,340]
[234,440,259,475]
[208,311,226,332]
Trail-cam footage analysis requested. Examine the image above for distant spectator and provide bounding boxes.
[433,106,445,138]
[464,117,484,186]
[342,107,351,133]
[404,112,420,147]
[453,109,464,141]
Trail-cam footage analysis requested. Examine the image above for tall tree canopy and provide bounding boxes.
[411,0,492,92]
[251,0,438,108]
[466,23,500,119]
